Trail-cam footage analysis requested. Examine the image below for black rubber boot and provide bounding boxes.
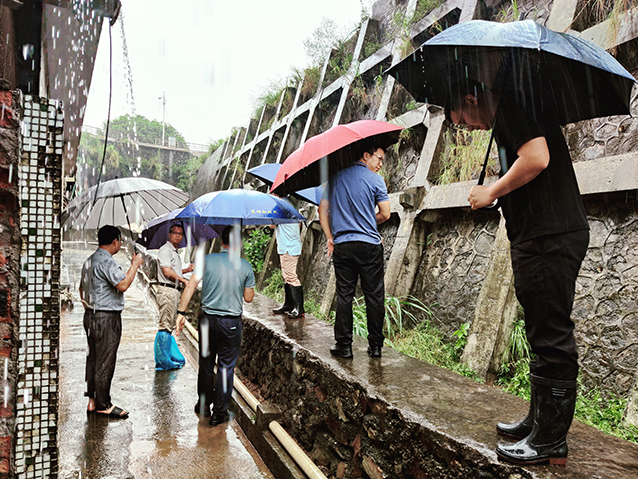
[496,375,577,466]
[287,285,305,319]
[273,283,293,314]
[497,364,537,439]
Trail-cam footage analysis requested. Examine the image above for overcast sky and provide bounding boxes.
[83,0,371,146]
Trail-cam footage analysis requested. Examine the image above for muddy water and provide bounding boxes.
[58,246,274,478]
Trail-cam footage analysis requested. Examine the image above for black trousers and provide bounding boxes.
[84,310,122,410]
[510,230,589,380]
[197,313,243,414]
[333,241,385,348]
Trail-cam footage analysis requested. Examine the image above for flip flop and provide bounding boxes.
[95,405,129,419]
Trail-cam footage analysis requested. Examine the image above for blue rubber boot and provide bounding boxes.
[154,330,184,370]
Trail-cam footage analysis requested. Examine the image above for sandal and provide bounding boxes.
[95,405,129,419]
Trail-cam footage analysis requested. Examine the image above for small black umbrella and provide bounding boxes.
[387,19,636,125]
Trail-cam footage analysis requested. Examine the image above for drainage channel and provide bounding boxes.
[180,318,328,479]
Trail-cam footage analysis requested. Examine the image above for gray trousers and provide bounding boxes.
[84,310,122,410]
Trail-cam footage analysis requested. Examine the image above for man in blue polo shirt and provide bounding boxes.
[176,225,255,426]
[319,141,391,358]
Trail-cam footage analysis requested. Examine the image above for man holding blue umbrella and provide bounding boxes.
[174,188,304,425]
[175,225,255,426]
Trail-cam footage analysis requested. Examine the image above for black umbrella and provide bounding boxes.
[387,19,636,125]
[62,177,189,232]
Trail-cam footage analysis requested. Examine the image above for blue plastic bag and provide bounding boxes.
[154,330,186,370]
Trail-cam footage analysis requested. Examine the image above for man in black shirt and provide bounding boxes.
[447,83,589,466]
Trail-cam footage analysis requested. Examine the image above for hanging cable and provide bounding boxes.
[92,20,113,207]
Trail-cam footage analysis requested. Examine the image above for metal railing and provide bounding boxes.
[81,125,210,154]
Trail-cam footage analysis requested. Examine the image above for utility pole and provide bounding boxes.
[159,91,166,146]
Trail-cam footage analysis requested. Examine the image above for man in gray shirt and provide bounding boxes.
[154,223,193,370]
[79,225,143,418]
[176,225,255,426]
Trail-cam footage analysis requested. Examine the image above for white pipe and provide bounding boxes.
[233,371,260,411]
[269,421,329,479]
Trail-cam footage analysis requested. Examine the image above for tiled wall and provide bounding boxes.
[16,96,63,478]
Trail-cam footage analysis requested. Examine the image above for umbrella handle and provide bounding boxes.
[479,199,501,212]
[477,121,501,212]
[119,195,138,253]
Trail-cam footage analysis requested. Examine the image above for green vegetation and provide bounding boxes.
[436,129,498,185]
[293,65,322,102]
[405,100,418,112]
[412,0,446,23]
[495,0,521,22]
[262,269,285,302]
[324,39,354,86]
[362,38,382,59]
[242,228,272,274]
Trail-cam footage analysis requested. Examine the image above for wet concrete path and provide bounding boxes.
[58,246,274,479]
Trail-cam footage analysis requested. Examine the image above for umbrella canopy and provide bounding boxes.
[136,208,222,250]
[387,19,636,125]
[177,189,306,226]
[62,177,189,231]
[247,163,324,206]
[270,120,402,196]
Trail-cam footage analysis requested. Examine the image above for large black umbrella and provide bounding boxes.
[387,19,636,125]
[62,177,189,232]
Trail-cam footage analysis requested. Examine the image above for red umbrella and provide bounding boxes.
[270,120,402,196]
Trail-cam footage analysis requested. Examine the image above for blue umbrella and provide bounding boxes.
[247,164,324,206]
[136,207,222,250]
[177,189,306,226]
[387,19,636,125]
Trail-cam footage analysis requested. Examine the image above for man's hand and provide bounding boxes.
[132,253,144,268]
[468,185,496,210]
[326,238,334,258]
[183,263,194,274]
[175,314,186,337]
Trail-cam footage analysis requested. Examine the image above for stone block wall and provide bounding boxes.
[238,313,516,479]
[410,209,500,336]
[575,192,638,395]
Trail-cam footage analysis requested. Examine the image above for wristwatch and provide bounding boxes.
[177,310,187,315]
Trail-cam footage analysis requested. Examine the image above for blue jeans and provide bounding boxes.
[197,313,243,414]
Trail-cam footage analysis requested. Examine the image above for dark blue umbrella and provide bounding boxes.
[177,189,306,226]
[136,208,222,250]
[387,20,636,125]
[247,164,324,206]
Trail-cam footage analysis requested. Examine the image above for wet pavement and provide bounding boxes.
[58,246,274,479]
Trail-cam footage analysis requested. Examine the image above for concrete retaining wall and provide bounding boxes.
[192,0,638,415]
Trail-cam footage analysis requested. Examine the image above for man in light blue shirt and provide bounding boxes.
[271,197,304,319]
[176,225,255,426]
[79,225,143,418]
[319,141,391,359]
